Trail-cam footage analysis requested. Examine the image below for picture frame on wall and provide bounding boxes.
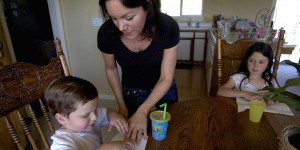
[20,5,28,15]
[9,1,18,9]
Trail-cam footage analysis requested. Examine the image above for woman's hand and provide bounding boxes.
[118,105,129,119]
[125,110,148,145]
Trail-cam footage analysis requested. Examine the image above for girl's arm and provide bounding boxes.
[101,52,128,118]
[217,77,265,101]
[126,44,178,144]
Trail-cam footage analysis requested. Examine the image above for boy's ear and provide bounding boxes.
[55,113,68,125]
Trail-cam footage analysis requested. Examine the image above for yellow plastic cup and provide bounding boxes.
[249,100,266,122]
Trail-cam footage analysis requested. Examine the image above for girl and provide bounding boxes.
[217,42,279,106]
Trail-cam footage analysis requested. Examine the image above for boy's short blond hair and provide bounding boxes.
[44,76,98,117]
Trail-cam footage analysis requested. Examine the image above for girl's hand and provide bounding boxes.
[243,91,265,102]
[266,100,279,106]
[267,100,274,106]
[118,105,129,119]
[243,91,279,106]
[255,90,279,106]
[125,111,148,145]
[108,113,129,134]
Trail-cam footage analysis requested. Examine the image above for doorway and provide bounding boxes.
[272,0,300,63]
[1,0,56,65]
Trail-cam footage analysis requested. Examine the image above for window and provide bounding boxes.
[272,0,300,62]
[161,0,203,18]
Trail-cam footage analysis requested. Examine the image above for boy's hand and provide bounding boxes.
[108,111,128,134]
[95,141,133,150]
[112,141,133,150]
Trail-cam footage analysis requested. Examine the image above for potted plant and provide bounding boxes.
[262,60,300,150]
[262,60,300,111]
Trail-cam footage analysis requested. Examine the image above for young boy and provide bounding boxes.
[44,76,133,150]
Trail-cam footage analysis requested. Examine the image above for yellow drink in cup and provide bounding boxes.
[249,100,266,122]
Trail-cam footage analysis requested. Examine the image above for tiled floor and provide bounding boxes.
[276,63,300,95]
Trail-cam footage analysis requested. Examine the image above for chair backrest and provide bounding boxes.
[0,38,69,150]
[209,29,256,96]
[209,29,284,96]
[272,29,285,77]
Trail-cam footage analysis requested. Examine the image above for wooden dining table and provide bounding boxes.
[145,96,300,149]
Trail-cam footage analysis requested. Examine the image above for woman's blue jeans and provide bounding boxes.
[122,80,178,117]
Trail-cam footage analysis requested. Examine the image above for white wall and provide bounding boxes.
[59,0,114,99]
[203,0,273,22]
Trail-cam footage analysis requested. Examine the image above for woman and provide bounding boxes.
[97,0,179,143]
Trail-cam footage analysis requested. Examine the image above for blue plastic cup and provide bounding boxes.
[149,110,171,140]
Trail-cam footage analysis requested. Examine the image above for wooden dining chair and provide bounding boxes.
[209,29,285,96]
[0,38,69,150]
[209,29,257,96]
[272,29,285,77]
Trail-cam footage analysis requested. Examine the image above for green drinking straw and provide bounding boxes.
[159,103,167,120]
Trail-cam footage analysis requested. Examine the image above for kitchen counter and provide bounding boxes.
[208,28,296,50]
[179,27,210,32]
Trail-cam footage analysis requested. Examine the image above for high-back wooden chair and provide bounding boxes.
[209,29,285,96]
[272,29,285,77]
[0,38,69,149]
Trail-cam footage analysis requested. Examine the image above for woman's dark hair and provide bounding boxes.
[238,42,279,89]
[99,0,161,39]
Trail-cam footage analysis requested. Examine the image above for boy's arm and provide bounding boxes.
[106,108,128,133]
[94,141,133,150]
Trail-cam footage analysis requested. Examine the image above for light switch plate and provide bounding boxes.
[92,18,103,27]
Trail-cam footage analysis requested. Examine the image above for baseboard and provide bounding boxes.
[98,94,115,101]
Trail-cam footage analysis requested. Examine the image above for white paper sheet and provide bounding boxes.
[236,97,294,116]
[111,133,147,150]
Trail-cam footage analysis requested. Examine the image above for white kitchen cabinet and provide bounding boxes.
[178,29,208,63]
[194,39,205,61]
[178,40,191,60]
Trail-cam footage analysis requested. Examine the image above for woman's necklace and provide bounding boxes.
[133,39,143,53]
[122,35,146,53]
